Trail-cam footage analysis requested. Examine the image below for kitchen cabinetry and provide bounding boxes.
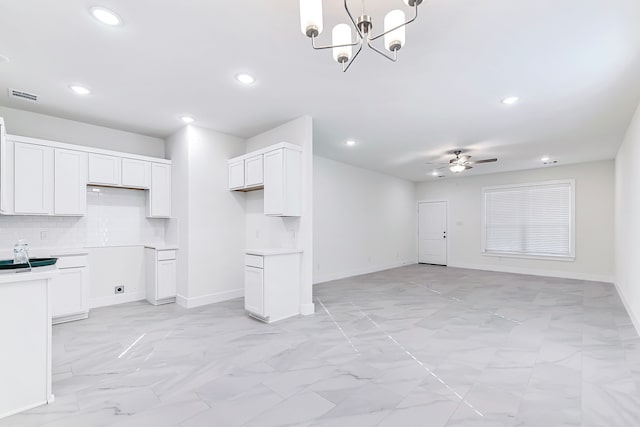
[228,143,301,216]
[228,160,245,190]
[14,142,54,215]
[244,250,302,323]
[0,130,172,217]
[88,153,121,186]
[54,149,87,216]
[122,158,150,189]
[264,148,301,217]
[145,247,177,305]
[51,254,89,324]
[148,163,171,218]
[245,154,264,188]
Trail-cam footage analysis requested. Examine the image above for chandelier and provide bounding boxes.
[299,0,422,72]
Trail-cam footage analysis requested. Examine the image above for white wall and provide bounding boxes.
[415,160,615,282]
[244,117,314,314]
[615,104,640,331]
[0,106,164,157]
[313,156,417,284]
[166,125,246,307]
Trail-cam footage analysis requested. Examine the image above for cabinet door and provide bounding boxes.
[228,160,245,189]
[122,158,150,189]
[54,149,87,216]
[88,153,121,185]
[14,142,54,214]
[52,267,88,318]
[245,155,264,188]
[156,259,177,300]
[244,266,264,316]
[263,149,284,215]
[148,163,172,217]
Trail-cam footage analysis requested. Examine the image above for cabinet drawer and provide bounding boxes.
[56,255,88,269]
[157,250,177,261]
[245,254,264,268]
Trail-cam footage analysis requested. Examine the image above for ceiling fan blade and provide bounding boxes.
[464,165,473,170]
[424,162,448,165]
[458,155,471,162]
[468,158,497,164]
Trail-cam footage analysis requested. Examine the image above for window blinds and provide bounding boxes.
[483,181,573,257]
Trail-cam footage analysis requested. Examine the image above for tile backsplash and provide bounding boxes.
[0,186,165,249]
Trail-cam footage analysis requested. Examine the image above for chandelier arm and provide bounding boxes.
[366,37,398,62]
[343,0,363,38]
[369,3,419,42]
[342,40,364,72]
[311,35,361,51]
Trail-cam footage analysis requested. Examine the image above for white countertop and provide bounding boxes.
[144,244,179,251]
[0,266,58,284]
[245,248,303,256]
[0,247,88,259]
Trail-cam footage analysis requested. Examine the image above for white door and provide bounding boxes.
[88,154,121,185]
[418,201,447,265]
[156,259,177,299]
[52,268,87,318]
[54,149,87,216]
[121,159,150,189]
[148,163,171,218]
[263,149,284,215]
[14,142,54,214]
[244,266,264,316]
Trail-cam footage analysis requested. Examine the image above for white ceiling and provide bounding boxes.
[1,0,639,181]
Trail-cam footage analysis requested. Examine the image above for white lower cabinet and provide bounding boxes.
[244,250,301,323]
[145,248,177,305]
[51,255,90,324]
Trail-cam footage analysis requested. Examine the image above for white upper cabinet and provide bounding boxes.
[54,149,87,216]
[245,154,264,188]
[88,153,121,186]
[228,160,245,190]
[121,158,151,189]
[0,130,171,217]
[264,147,301,217]
[228,143,302,217]
[14,142,54,215]
[148,163,171,218]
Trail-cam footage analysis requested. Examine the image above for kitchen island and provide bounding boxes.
[0,267,57,419]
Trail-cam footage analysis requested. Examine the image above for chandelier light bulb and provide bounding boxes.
[384,10,406,52]
[299,0,323,37]
[332,24,353,63]
[450,164,466,173]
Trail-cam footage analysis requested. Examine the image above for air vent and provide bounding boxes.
[8,88,38,103]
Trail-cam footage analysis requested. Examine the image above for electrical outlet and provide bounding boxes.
[114,285,125,294]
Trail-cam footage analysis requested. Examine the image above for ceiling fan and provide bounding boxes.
[427,150,498,173]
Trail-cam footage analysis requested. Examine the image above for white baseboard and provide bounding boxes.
[89,291,145,309]
[176,288,243,309]
[300,303,315,315]
[613,282,640,336]
[313,259,417,285]
[447,262,614,284]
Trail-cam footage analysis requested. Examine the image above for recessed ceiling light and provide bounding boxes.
[431,170,439,176]
[69,85,91,95]
[501,96,519,105]
[90,6,122,26]
[180,115,195,124]
[345,140,356,146]
[236,73,256,85]
[541,156,550,162]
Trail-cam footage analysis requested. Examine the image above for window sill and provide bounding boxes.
[481,251,575,262]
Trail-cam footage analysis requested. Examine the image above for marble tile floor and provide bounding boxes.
[3,264,640,427]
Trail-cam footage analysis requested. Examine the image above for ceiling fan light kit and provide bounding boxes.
[299,0,422,72]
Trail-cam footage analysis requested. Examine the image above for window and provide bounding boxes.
[482,180,574,259]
